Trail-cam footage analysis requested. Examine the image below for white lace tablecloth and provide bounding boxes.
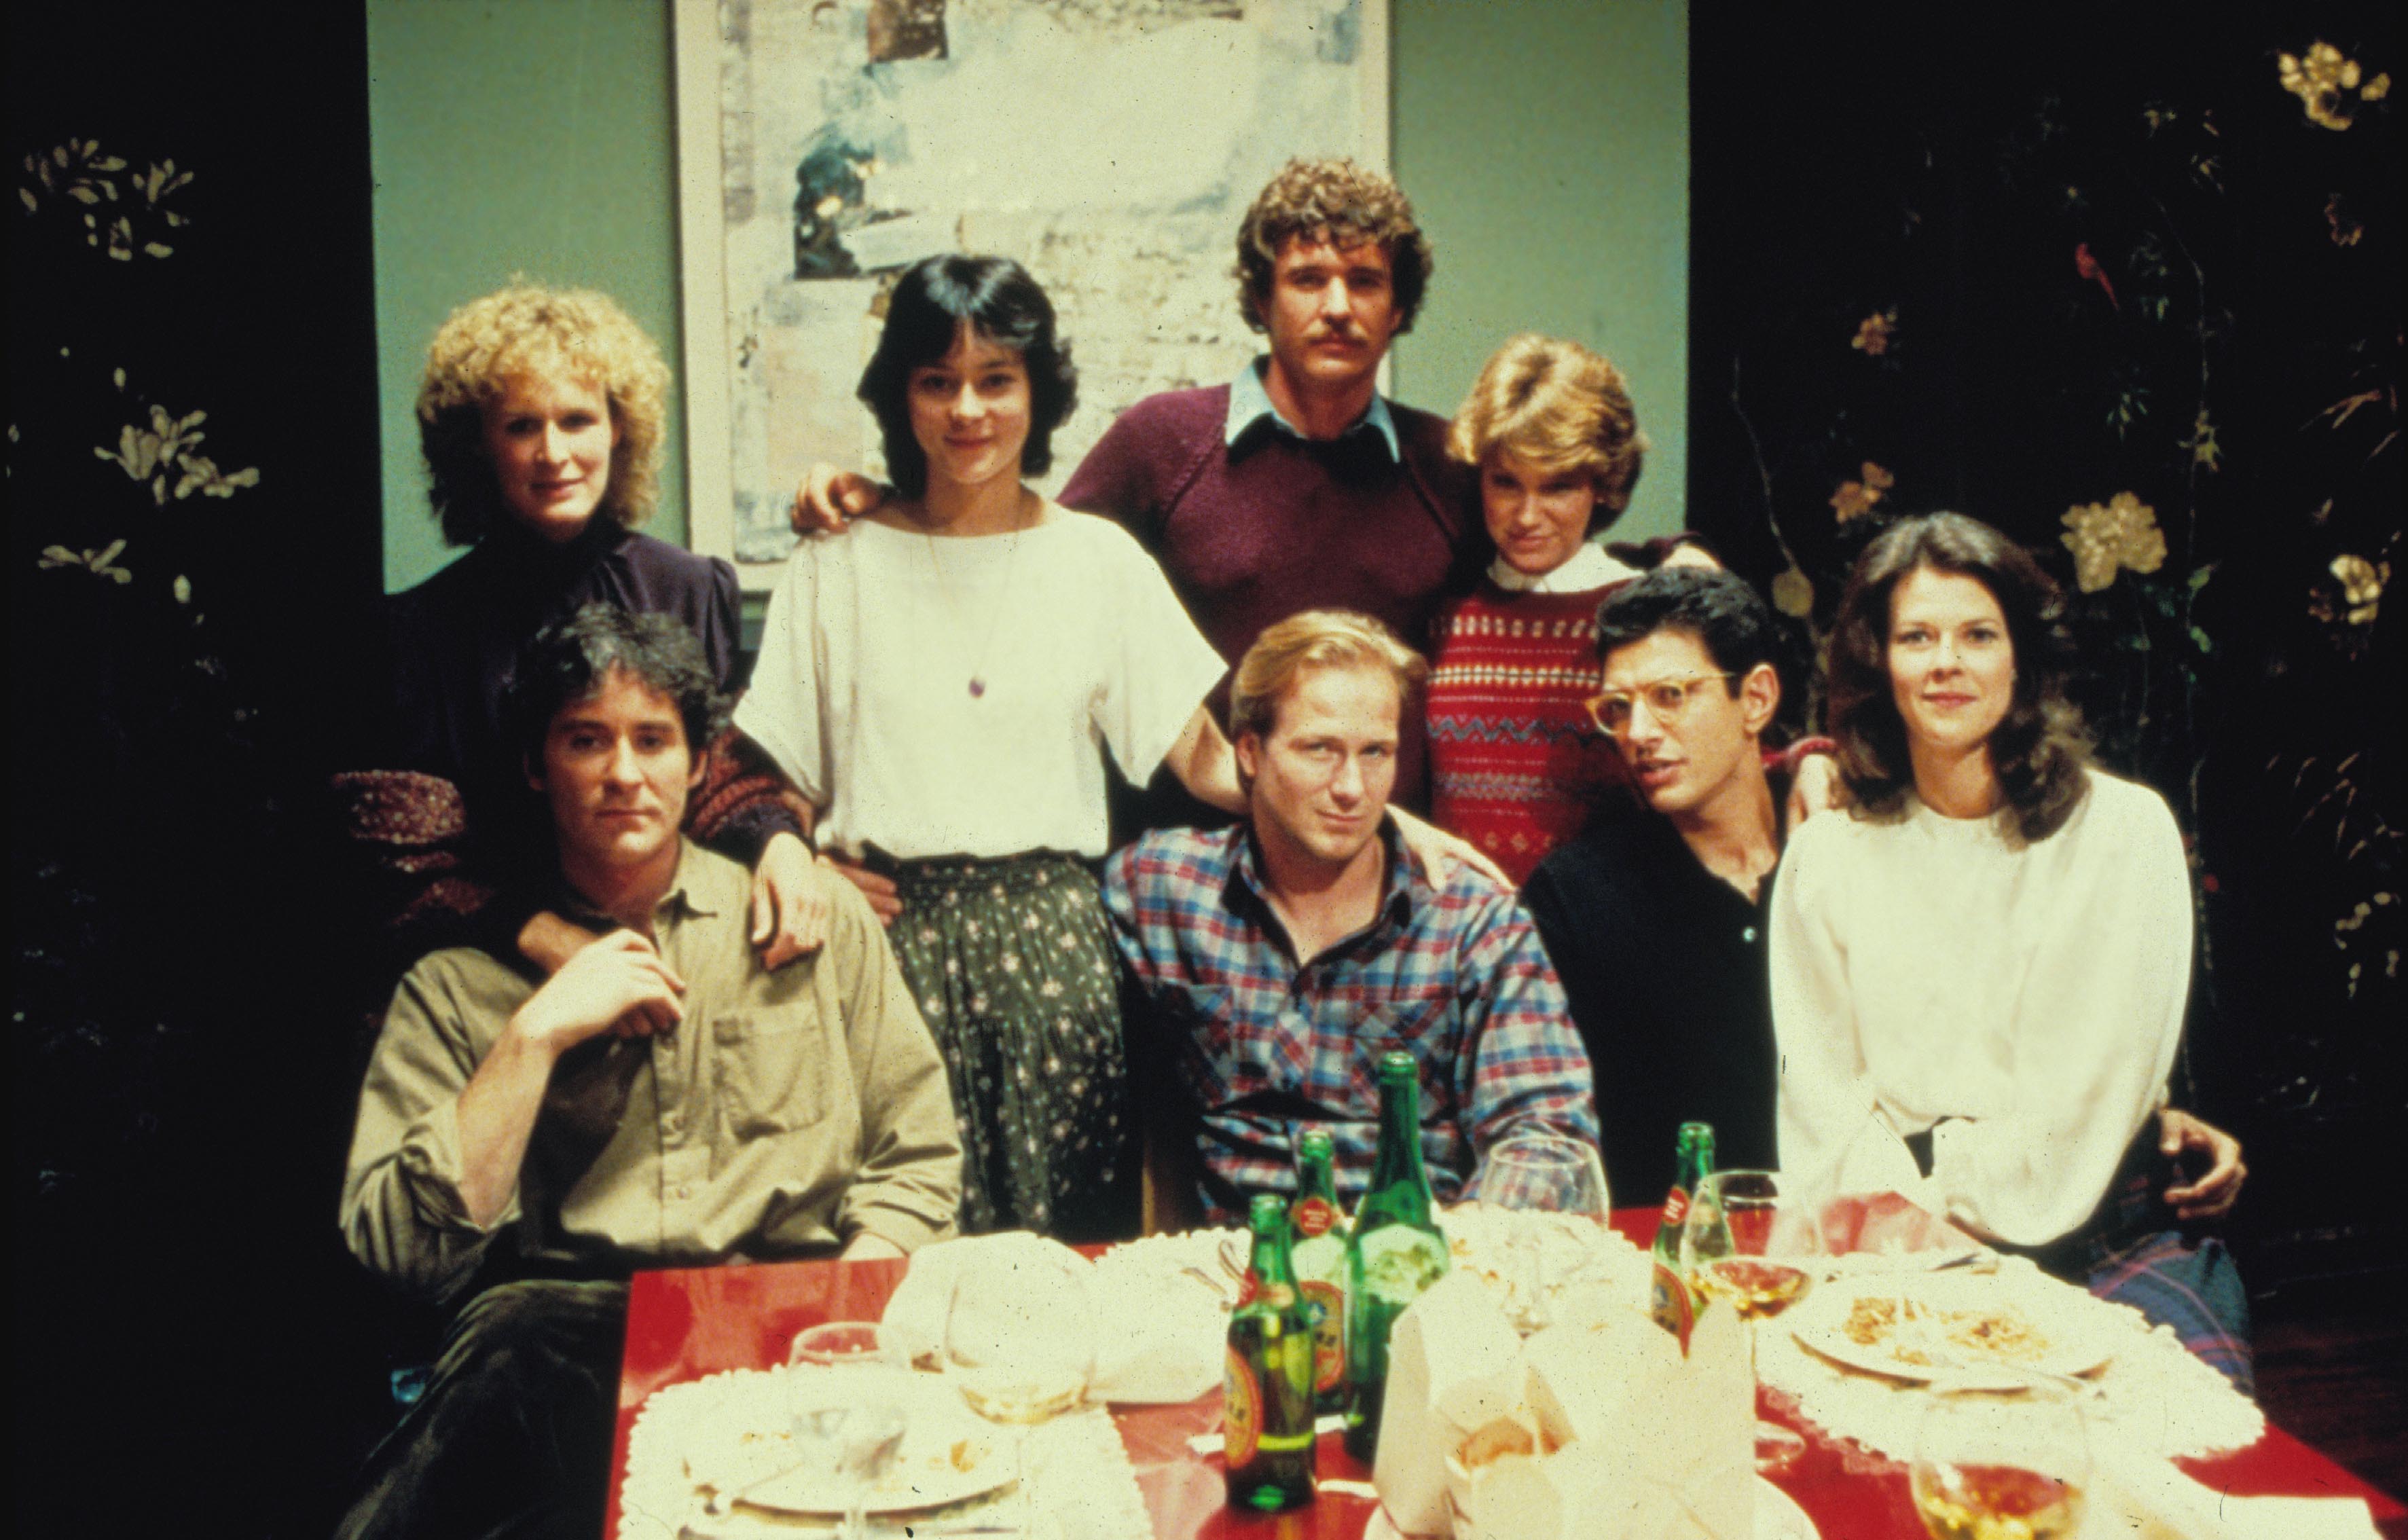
[617,1363,1152,1539]
[1759,1255,2264,1467]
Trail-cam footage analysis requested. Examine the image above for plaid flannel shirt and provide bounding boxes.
[1101,820,1599,1218]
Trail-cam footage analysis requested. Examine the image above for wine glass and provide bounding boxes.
[941,1253,1096,1536]
[788,1401,908,1540]
[1473,1131,1612,1330]
[1912,1383,2090,1540]
[1681,1169,1824,1472]
[790,1319,905,1373]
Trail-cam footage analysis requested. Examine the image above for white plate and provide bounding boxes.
[696,1372,1010,1517]
[1362,1475,1818,1539]
[1786,1272,2112,1386]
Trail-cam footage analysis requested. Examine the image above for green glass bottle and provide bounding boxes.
[1288,1128,1351,1417]
[1225,1192,1317,1512]
[1648,1121,1717,1348]
[1342,1052,1451,1464]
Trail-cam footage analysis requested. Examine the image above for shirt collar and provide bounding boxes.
[1221,815,1419,949]
[1224,358,1402,462]
[552,837,718,930]
[1487,541,1639,593]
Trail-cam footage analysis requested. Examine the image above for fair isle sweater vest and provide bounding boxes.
[1427,579,1633,884]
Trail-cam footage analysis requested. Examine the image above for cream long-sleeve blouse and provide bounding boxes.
[1768,769,2192,1247]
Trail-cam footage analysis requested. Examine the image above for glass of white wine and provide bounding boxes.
[941,1253,1096,1536]
[1912,1382,2090,1540]
[1681,1169,1823,1471]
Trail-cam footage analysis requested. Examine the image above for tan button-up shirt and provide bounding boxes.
[341,841,962,1300]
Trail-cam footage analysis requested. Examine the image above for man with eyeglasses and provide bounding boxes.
[1522,566,2248,1216]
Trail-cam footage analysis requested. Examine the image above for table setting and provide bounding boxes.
[607,1180,2404,1540]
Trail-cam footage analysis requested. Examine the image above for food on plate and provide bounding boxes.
[1842,1295,2050,1368]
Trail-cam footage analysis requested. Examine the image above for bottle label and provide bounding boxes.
[1224,1345,1262,1467]
[1235,1269,1260,1310]
[1659,1184,1690,1236]
[1357,1226,1450,1302]
[1649,1260,1695,1352]
[1300,1279,1347,1394]
[1293,1195,1340,1238]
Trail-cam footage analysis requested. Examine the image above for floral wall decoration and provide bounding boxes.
[1692,5,2400,1243]
[11,134,278,1207]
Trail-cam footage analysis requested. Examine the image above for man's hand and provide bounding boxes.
[1391,807,1512,889]
[825,854,904,927]
[750,831,834,968]
[1786,752,1845,828]
[790,462,888,535]
[2159,1107,2246,1222]
[837,1231,908,1263]
[512,930,687,1056]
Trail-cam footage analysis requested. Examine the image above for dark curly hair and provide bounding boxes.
[1594,565,1783,685]
[1235,157,1433,336]
[508,603,729,770]
[1826,513,2090,843]
[856,255,1078,499]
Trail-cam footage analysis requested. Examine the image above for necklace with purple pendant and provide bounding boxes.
[922,488,1034,699]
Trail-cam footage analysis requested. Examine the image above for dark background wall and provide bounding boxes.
[1689,3,2403,1287]
[10,5,395,1535]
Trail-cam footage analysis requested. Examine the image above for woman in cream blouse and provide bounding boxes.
[1770,511,2250,1387]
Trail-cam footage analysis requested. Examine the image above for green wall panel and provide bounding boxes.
[370,0,687,593]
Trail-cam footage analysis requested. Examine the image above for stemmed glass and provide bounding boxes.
[1911,1382,2090,1540]
[941,1252,1096,1537]
[786,1321,909,1539]
[1474,1131,1612,1331]
[1681,1169,1825,1472]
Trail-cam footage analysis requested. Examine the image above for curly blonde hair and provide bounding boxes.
[1229,609,1429,743]
[1446,334,1646,533]
[416,283,670,547]
[1235,157,1433,335]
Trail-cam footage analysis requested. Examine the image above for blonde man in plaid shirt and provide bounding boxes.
[1103,610,1599,1222]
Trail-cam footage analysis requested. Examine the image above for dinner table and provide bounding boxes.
[604,1207,2407,1539]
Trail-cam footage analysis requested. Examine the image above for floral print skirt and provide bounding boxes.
[877,849,1133,1241]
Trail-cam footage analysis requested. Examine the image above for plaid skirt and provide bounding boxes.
[1996,1126,2254,1394]
[874,849,1133,1241]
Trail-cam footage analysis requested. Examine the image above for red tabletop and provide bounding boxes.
[604,1210,2407,1539]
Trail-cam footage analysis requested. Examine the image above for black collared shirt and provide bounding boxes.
[1521,805,1781,1204]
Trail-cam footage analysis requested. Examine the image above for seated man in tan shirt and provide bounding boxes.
[335,604,961,1540]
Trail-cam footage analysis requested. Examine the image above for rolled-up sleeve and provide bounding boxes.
[339,958,516,1300]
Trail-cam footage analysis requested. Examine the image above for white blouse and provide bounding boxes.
[735,512,1226,861]
[1768,769,2192,1246]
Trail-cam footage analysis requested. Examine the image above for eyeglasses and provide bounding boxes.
[1586,673,1738,738]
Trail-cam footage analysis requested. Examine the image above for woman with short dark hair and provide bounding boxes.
[736,255,1244,1239]
[1771,511,2250,1388]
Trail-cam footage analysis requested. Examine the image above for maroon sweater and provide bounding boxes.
[1058,384,1482,809]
